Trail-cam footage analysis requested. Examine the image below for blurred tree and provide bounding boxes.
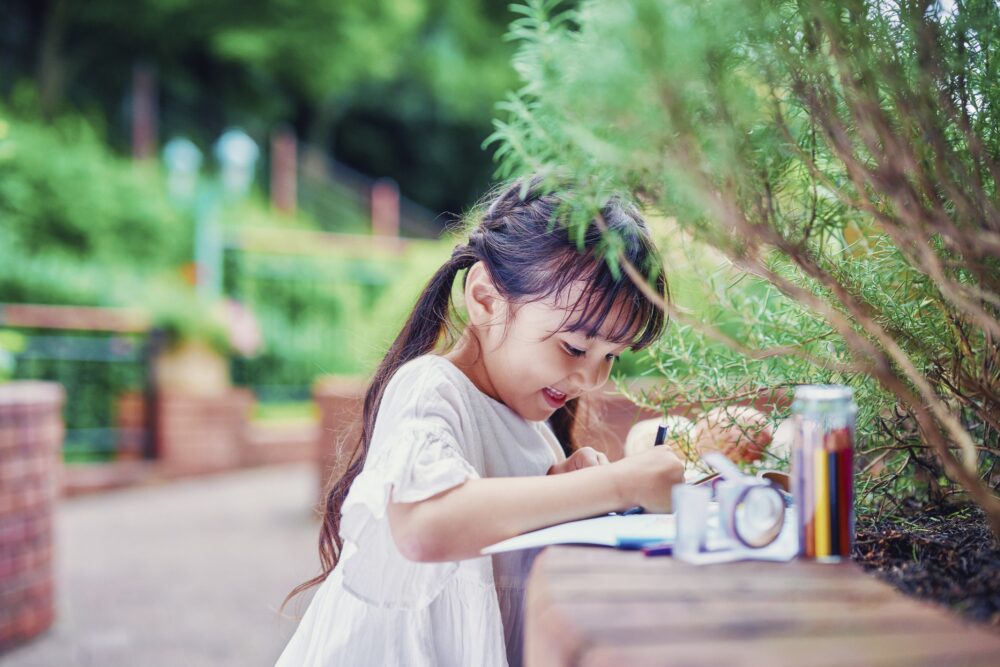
[2,0,421,124]
[0,0,524,213]
[0,110,189,305]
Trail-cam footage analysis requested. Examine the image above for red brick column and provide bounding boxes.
[0,382,64,652]
[313,377,367,506]
[156,389,253,475]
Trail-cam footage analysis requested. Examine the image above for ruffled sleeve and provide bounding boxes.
[340,418,478,532]
[336,359,485,609]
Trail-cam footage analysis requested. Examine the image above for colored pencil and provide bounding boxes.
[792,441,805,556]
[642,542,673,557]
[828,449,840,556]
[814,448,831,558]
[838,446,853,555]
[802,422,817,558]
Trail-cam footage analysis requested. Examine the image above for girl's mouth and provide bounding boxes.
[542,386,568,409]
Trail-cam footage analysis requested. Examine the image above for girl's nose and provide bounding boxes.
[573,361,610,393]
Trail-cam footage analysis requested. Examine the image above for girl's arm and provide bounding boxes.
[387,447,683,562]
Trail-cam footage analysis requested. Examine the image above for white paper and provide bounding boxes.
[481,513,676,555]
[481,506,799,564]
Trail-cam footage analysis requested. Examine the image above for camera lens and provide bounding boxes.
[733,484,785,548]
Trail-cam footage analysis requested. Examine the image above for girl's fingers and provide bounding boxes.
[582,449,608,467]
[573,447,605,469]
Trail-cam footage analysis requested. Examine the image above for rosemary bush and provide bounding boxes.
[491,0,1000,532]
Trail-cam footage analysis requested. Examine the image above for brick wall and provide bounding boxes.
[156,389,254,475]
[0,382,64,652]
[313,377,366,507]
[242,422,319,467]
[62,389,318,497]
[114,390,146,461]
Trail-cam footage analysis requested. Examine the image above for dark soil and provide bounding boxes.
[853,502,1000,628]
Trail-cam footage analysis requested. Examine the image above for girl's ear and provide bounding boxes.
[464,261,504,327]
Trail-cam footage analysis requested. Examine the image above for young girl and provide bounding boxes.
[276,178,685,667]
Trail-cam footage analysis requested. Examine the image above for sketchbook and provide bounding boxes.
[481,513,676,554]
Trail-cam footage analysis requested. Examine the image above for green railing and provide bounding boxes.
[0,304,156,462]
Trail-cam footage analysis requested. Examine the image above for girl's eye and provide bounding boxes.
[562,342,620,362]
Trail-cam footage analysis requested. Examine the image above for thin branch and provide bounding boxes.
[793,82,1000,333]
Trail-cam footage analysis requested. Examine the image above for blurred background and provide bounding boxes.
[3,2,678,664]
[0,0,527,391]
[3,0,998,663]
[0,0,537,468]
[0,1,542,665]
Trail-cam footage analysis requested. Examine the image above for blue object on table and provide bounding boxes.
[616,536,670,550]
[641,541,674,557]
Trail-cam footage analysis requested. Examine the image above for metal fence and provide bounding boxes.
[298,145,444,239]
[0,304,157,462]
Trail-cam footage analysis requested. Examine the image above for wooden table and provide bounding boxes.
[524,546,1000,667]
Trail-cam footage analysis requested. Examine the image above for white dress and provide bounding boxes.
[275,354,565,667]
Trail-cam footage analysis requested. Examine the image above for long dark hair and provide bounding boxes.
[283,177,668,607]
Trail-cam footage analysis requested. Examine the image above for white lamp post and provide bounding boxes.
[214,129,259,202]
[162,137,202,204]
[164,129,259,299]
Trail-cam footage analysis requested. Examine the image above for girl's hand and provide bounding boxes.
[547,446,609,475]
[610,447,685,512]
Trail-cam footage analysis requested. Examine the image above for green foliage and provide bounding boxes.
[0,330,25,382]
[149,281,233,354]
[0,107,190,306]
[229,237,454,395]
[251,400,318,425]
[24,349,146,463]
[492,0,1000,519]
[0,103,237,353]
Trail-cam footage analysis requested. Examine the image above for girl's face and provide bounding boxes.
[452,273,632,422]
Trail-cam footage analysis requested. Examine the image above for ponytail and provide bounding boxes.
[282,246,478,610]
[284,176,667,610]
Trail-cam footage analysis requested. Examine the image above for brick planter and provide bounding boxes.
[156,389,254,475]
[0,382,64,652]
[313,377,366,505]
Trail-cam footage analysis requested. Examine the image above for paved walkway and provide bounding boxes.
[4,463,322,666]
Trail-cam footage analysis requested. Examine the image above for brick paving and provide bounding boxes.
[3,463,322,667]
